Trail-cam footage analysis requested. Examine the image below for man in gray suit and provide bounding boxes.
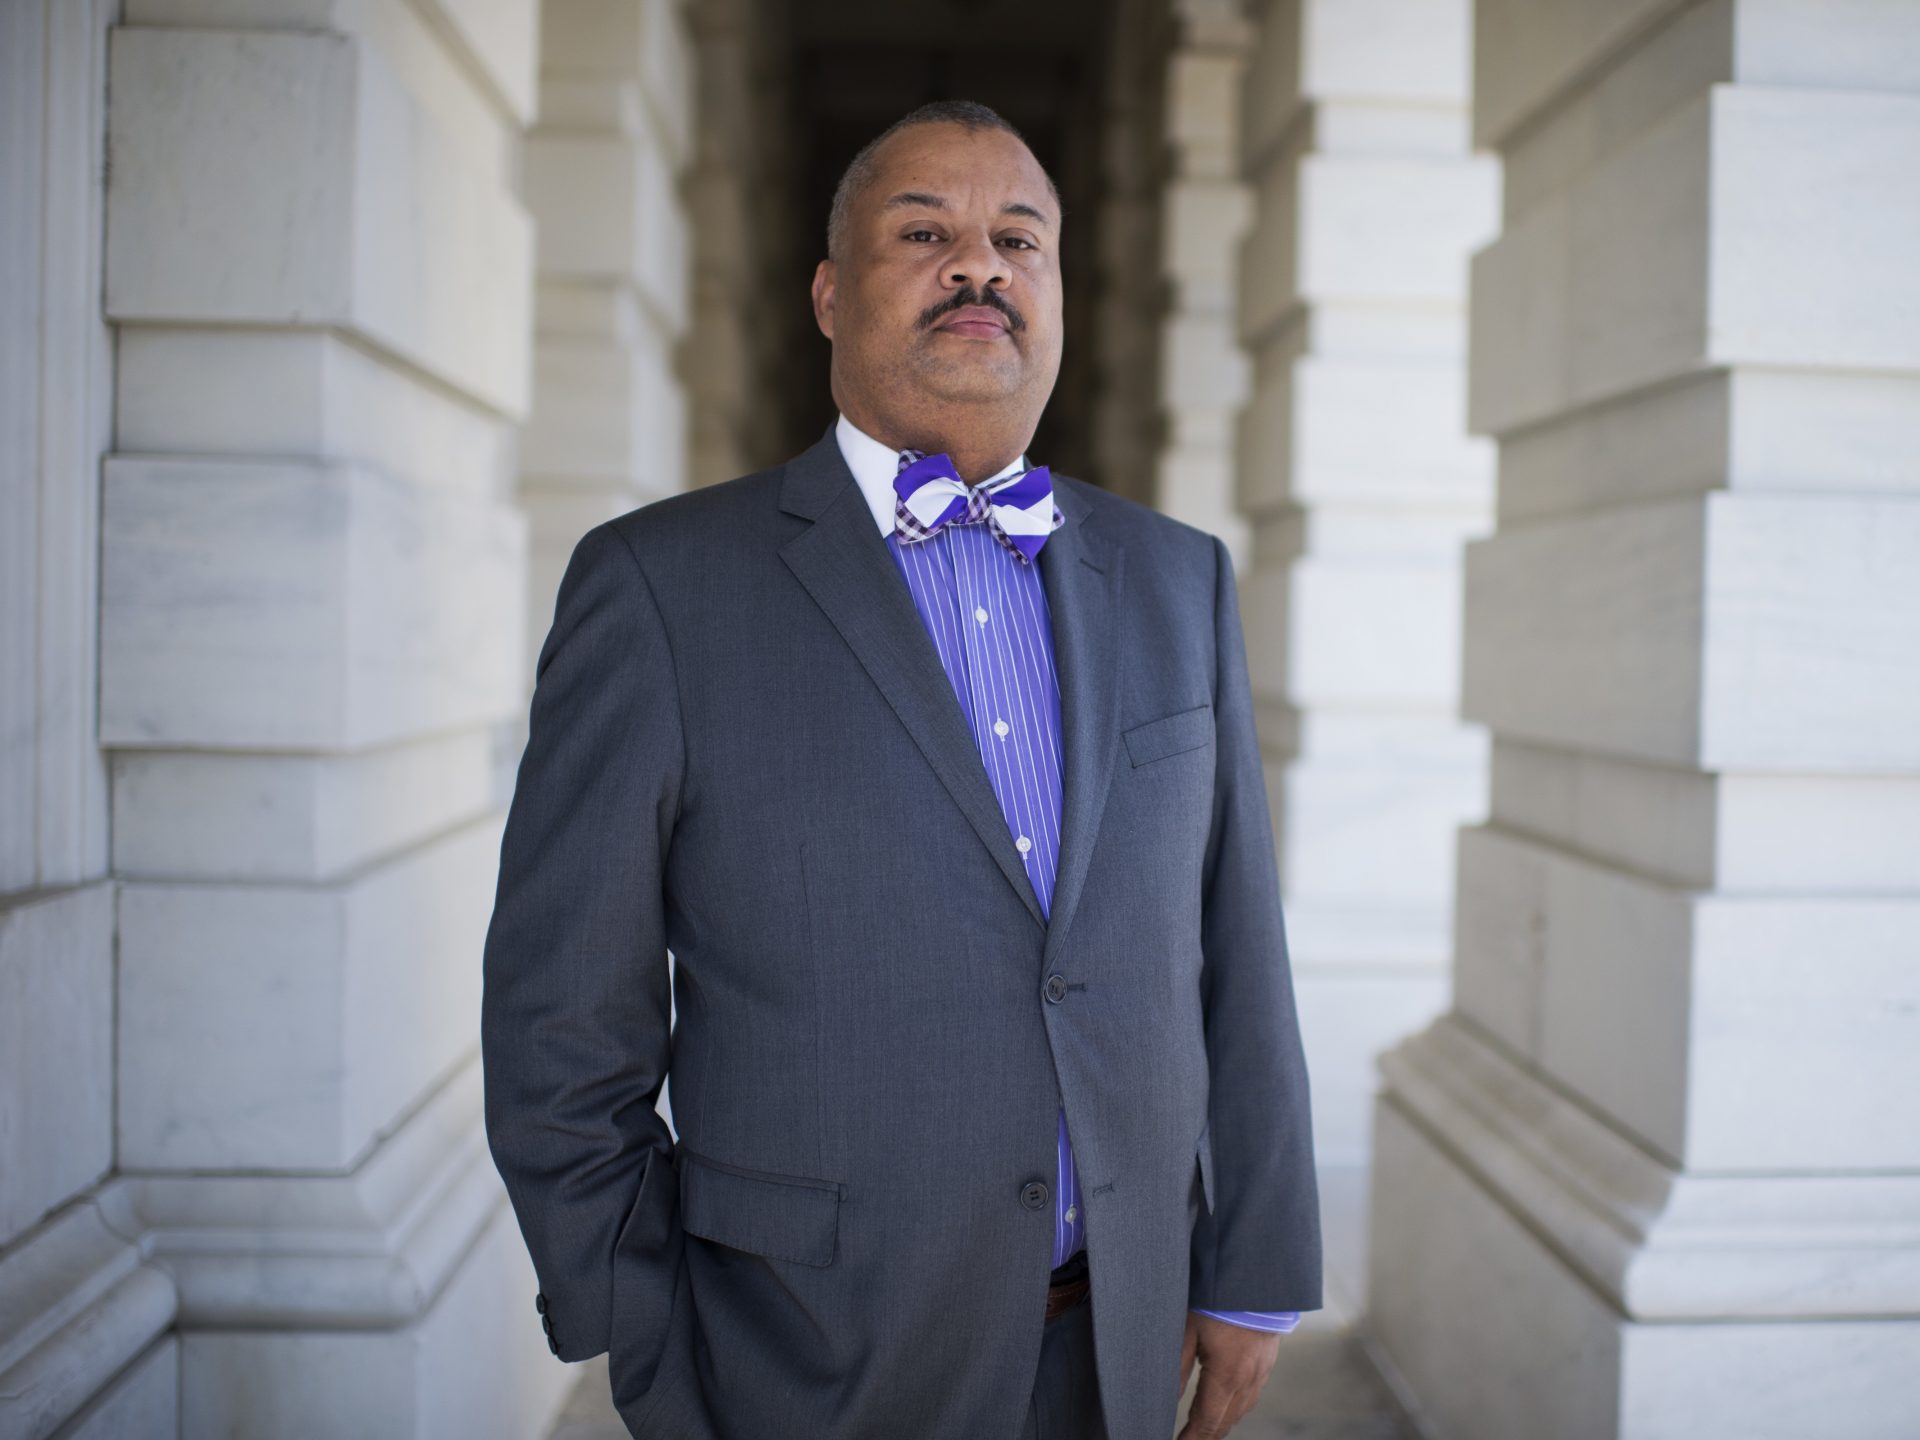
[481,100,1321,1440]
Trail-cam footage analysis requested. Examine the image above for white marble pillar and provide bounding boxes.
[87,1,568,1434]
[1234,0,1498,1164]
[1152,0,1254,564]
[0,7,174,1433]
[1368,2,1920,1435]
[523,0,695,669]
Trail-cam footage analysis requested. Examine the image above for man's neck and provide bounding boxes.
[838,399,1030,486]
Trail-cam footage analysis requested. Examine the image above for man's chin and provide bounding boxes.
[910,356,1028,404]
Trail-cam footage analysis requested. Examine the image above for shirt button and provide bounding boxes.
[1015,835,1032,854]
[993,719,1010,738]
[974,606,990,625]
[1020,1180,1050,1211]
[1065,1206,1078,1223]
[1044,973,1068,1003]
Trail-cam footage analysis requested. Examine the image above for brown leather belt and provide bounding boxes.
[1045,1255,1090,1321]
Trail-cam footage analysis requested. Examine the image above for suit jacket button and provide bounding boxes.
[534,1292,548,1315]
[541,1313,553,1334]
[548,1334,560,1355]
[1020,1180,1049,1210]
[1044,973,1068,1003]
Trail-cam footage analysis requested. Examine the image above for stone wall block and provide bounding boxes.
[118,817,503,1170]
[101,458,526,751]
[107,27,534,416]
[0,885,114,1245]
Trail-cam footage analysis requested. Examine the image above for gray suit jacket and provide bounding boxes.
[480,425,1321,1440]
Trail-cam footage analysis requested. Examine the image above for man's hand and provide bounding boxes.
[1176,1311,1282,1439]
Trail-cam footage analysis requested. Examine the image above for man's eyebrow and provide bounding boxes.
[878,192,1055,227]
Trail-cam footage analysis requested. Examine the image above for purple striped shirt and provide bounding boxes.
[836,416,1298,1336]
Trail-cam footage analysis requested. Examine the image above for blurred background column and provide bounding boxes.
[523,0,695,667]
[1233,0,1499,1174]
[683,0,803,492]
[80,1,568,1433]
[1087,0,1167,508]
[1368,1,1920,1435]
[1148,0,1254,561]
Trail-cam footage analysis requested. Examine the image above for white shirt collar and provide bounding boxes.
[834,412,1028,538]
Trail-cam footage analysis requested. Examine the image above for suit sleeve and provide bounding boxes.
[480,519,686,1367]
[1188,533,1324,1315]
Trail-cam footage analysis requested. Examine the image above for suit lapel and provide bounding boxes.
[775,425,1124,961]
[1035,466,1124,973]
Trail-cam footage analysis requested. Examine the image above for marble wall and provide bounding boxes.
[2,2,695,1434]
[1233,0,1498,1163]
[1,4,173,1434]
[1368,1,1920,1435]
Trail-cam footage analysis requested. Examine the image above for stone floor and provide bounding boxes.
[547,1165,1419,1440]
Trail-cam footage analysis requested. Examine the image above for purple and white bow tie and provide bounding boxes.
[892,449,1066,565]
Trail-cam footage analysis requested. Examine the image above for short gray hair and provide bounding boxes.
[825,100,1061,261]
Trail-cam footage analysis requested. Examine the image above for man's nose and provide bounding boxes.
[943,233,1012,291]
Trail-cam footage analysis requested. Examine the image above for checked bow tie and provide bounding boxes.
[892,449,1067,565]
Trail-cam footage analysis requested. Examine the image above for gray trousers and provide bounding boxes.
[1019,1298,1108,1440]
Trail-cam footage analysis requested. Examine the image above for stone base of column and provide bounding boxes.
[0,1060,575,1439]
[1367,1018,1920,1440]
[0,1202,177,1438]
[170,1202,568,1439]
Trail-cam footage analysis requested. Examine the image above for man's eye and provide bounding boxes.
[999,237,1036,251]
[905,230,940,242]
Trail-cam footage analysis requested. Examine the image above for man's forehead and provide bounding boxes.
[864,126,1057,225]
[879,189,1053,226]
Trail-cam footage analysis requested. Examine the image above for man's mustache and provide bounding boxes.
[918,286,1026,333]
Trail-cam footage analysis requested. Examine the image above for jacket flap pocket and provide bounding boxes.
[1124,703,1214,767]
[678,1150,842,1268]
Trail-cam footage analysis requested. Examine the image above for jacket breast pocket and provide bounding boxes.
[1124,703,1214,768]
[677,1146,844,1268]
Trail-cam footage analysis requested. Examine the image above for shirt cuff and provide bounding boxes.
[1188,1308,1301,1334]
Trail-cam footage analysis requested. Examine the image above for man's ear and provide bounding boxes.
[811,259,836,340]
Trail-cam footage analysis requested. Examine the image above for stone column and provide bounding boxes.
[1368,2,1920,1435]
[0,4,175,1434]
[1088,0,1170,509]
[1234,0,1498,1168]
[684,0,802,489]
[1152,0,1254,563]
[93,2,567,1433]
[524,0,695,663]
